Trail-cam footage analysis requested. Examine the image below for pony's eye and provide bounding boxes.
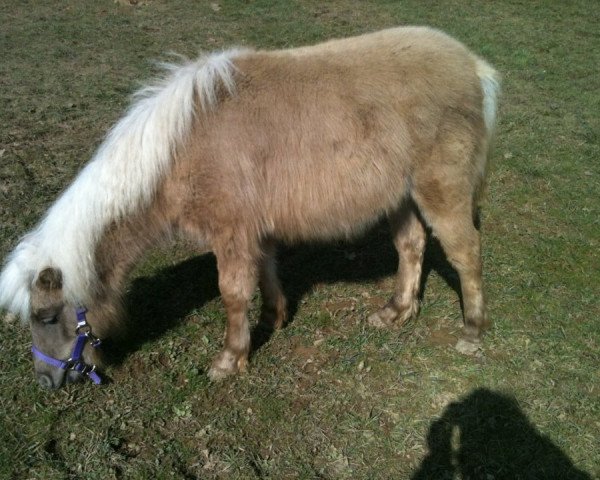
[41,316,59,325]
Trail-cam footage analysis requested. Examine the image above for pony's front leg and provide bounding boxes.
[208,241,259,380]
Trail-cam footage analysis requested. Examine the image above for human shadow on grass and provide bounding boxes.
[107,220,462,366]
[411,388,592,480]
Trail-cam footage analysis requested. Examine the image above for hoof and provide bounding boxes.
[367,309,393,328]
[367,301,418,329]
[455,337,482,356]
[260,301,287,331]
[272,313,285,330]
[207,365,235,381]
[260,308,286,331]
[207,350,247,381]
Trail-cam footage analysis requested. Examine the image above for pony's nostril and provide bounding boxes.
[37,373,56,389]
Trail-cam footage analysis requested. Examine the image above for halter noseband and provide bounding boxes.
[31,307,103,385]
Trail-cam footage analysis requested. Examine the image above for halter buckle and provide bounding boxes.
[65,357,98,375]
[75,326,102,347]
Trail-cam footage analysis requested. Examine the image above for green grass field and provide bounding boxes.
[0,1,598,478]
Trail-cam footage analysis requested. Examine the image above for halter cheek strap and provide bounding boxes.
[31,307,103,385]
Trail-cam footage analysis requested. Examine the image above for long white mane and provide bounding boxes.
[0,48,247,320]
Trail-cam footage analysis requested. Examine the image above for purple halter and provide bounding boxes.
[31,307,103,385]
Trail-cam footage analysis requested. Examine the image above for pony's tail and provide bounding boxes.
[473,58,500,208]
[476,58,501,140]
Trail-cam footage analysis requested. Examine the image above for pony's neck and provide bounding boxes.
[93,205,170,303]
[73,197,174,340]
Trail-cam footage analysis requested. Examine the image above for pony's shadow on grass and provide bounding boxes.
[106,253,221,367]
[253,222,460,351]
[411,388,592,480]
[107,221,460,365]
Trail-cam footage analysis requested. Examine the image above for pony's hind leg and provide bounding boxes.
[259,240,287,331]
[208,235,259,380]
[413,179,489,347]
[368,202,426,328]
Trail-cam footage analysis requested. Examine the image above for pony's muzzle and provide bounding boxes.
[36,373,55,389]
[35,369,80,389]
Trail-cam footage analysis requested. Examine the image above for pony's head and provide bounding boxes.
[28,267,106,389]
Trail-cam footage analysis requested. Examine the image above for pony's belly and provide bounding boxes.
[267,181,405,242]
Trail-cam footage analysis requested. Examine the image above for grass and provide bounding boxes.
[0,1,598,478]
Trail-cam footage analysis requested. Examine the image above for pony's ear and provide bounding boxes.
[35,267,63,291]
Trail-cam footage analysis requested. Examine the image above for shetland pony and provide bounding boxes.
[0,27,499,388]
